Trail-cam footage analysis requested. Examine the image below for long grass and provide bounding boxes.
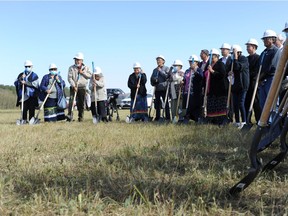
[0,109,288,215]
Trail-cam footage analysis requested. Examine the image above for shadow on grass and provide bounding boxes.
[11,128,287,214]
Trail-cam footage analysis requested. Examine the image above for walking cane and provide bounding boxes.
[16,83,25,125]
[29,80,57,125]
[126,73,142,123]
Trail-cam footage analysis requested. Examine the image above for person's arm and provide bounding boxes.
[68,67,76,87]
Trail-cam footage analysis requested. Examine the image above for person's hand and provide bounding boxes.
[208,65,214,73]
[74,86,78,92]
[46,89,51,94]
[78,67,84,75]
[137,84,140,88]
[228,71,233,76]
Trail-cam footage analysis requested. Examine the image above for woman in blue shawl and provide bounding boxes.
[39,63,66,122]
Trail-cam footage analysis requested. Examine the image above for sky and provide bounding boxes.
[0,1,287,93]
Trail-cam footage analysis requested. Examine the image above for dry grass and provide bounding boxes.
[0,109,288,215]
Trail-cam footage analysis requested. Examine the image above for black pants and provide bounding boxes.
[245,82,261,123]
[183,93,202,122]
[90,101,107,120]
[22,97,38,120]
[68,87,86,120]
[155,90,170,120]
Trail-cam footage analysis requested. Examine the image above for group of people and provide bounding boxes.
[14,22,288,127]
[14,52,108,123]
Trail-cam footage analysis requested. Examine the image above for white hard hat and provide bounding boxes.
[283,22,288,32]
[93,66,102,75]
[156,55,165,61]
[220,43,231,50]
[261,29,277,39]
[49,63,57,70]
[24,60,33,67]
[133,62,141,69]
[231,44,243,52]
[277,33,285,41]
[188,55,199,62]
[245,38,259,47]
[74,52,84,60]
[210,48,220,56]
[173,59,183,66]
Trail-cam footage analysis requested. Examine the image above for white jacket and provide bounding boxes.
[89,75,107,102]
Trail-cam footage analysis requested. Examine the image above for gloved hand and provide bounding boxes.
[138,73,142,79]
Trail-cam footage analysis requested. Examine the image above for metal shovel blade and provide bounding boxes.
[29,117,40,125]
[92,116,98,124]
[16,119,25,125]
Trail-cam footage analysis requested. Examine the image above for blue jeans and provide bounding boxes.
[233,90,247,123]
[259,76,273,110]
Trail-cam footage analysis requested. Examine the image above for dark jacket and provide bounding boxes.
[183,67,203,96]
[258,45,278,82]
[206,60,228,97]
[228,55,250,92]
[247,53,260,83]
[150,65,170,92]
[128,73,147,100]
[14,71,39,106]
[39,74,66,101]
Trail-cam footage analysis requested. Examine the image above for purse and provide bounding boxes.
[57,82,67,110]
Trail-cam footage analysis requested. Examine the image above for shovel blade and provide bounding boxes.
[29,117,40,125]
[16,119,26,125]
[92,116,98,124]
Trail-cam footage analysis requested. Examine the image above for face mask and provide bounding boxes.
[172,66,178,73]
[50,70,57,75]
[24,67,32,73]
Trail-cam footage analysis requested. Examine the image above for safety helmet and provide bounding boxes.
[220,43,231,50]
[133,62,141,69]
[24,60,33,67]
[231,44,243,52]
[261,29,277,39]
[74,52,84,60]
[188,55,199,62]
[93,66,102,75]
[173,59,183,66]
[49,63,57,70]
[156,55,165,61]
[283,22,288,32]
[210,48,220,56]
[245,38,259,47]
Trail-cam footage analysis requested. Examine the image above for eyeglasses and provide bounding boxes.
[50,68,57,71]
[25,66,31,68]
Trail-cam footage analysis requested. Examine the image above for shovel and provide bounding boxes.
[92,62,99,124]
[172,85,182,124]
[198,53,212,124]
[29,80,56,125]
[66,74,80,122]
[229,37,288,195]
[126,74,142,123]
[148,87,156,121]
[242,53,265,131]
[159,80,170,123]
[16,83,25,125]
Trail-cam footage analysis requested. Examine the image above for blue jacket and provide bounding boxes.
[39,74,66,101]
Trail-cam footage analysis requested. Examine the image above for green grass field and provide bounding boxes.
[0,109,287,215]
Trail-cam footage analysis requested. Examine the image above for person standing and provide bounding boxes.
[128,63,148,122]
[275,33,284,49]
[39,63,66,122]
[89,66,108,122]
[169,60,184,122]
[258,30,278,110]
[150,55,171,121]
[199,49,210,71]
[183,55,203,123]
[14,60,39,123]
[245,38,261,124]
[205,49,228,125]
[228,45,249,128]
[67,52,92,122]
